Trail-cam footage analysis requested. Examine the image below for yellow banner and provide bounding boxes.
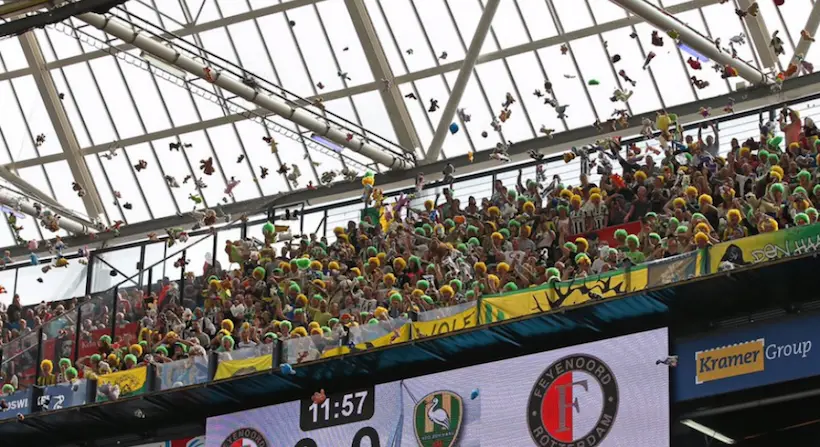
[708,223,820,274]
[96,366,147,401]
[214,354,273,380]
[695,338,765,384]
[481,268,648,323]
[412,307,478,339]
[322,323,411,358]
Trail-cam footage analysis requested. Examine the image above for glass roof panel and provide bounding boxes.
[215,0,251,19]
[632,21,695,107]
[472,59,536,141]
[363,0,408,77]
[185,0,220,24]
[699,4,759,69]
[233,119,291,196]
[153,0,188,25]
[0,77,58,163]
[600,28,664,114]
[414,0,468,62]
[518,0,558,40]
[779,0,813,47]
[352,91,399,143]
[256,13,315,95]
[588,0,629,24]
[42,161,88,216]
[87,58,144,140]
[0,37,28,73]
[754,0,795,68]
[86,154,123,224]
[507,52,566,134]
[492,1,532,50]
[553,0,595,32]
[538,44,597,129]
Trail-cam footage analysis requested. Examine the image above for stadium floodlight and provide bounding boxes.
[681,419,736,445]
[139,50,188,79]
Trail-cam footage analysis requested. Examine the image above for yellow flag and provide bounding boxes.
[214,354,273,380]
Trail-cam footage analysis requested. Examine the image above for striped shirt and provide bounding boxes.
[570,209,587,234]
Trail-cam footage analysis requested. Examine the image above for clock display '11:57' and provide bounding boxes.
[299,386,375,431]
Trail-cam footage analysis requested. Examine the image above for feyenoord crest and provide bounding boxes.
[413,390,464,447]
[527,354,619,447]
[220,428,269,447]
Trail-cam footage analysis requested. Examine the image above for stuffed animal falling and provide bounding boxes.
[770,30,785,56]
[442,164,455,186]
[361,172,375,205]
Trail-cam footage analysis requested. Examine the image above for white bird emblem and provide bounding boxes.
[426,397,450,431]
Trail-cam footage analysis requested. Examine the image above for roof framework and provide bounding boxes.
[0,0,816,249]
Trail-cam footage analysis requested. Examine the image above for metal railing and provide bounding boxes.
[0,219,820,419]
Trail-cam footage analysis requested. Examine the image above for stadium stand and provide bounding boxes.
[2,100,820,399]
[3,0,820,445]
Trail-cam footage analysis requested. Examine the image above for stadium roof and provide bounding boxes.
[0,0,816,247]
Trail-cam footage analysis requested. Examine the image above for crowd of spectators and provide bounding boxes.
[0,106,819,398]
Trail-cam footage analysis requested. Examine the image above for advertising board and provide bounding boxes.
[39,380,89,410]
[0,388,31,420]
[675,314,820,401]
[206,328,669,447]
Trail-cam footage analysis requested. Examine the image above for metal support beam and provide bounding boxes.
[0,166,98,227]
[0,0,721,172]
[345,0,421,152]
[610,0,768,84]
[0,0,724,85]
[789,0,820,69]
[736,0,778,69]
[0,166,64,212]
[0,0,127,38]
[18,31,105,219]
[0,189,96,234]
[5,54,816,258]
[0,0,59,18]
[425,0,500,163]
[77,12,413,170]
[45,0,327,72]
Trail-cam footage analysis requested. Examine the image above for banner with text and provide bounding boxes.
[413,303,478,338]
[96,366,147,402]
[320,321,411,359]
[675,313,820,401]
[206,328,669,447]
[710,223,820,274]
[646,251,703,288]
[157,357,209,389]
[481,267,648,324]
[285,333,343,364]
[0,388,31,420]
[40,380,88,411]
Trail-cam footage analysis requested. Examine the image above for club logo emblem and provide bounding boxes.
[221,427,268,447]
[527,354,619,447]
[413,390,464,447]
